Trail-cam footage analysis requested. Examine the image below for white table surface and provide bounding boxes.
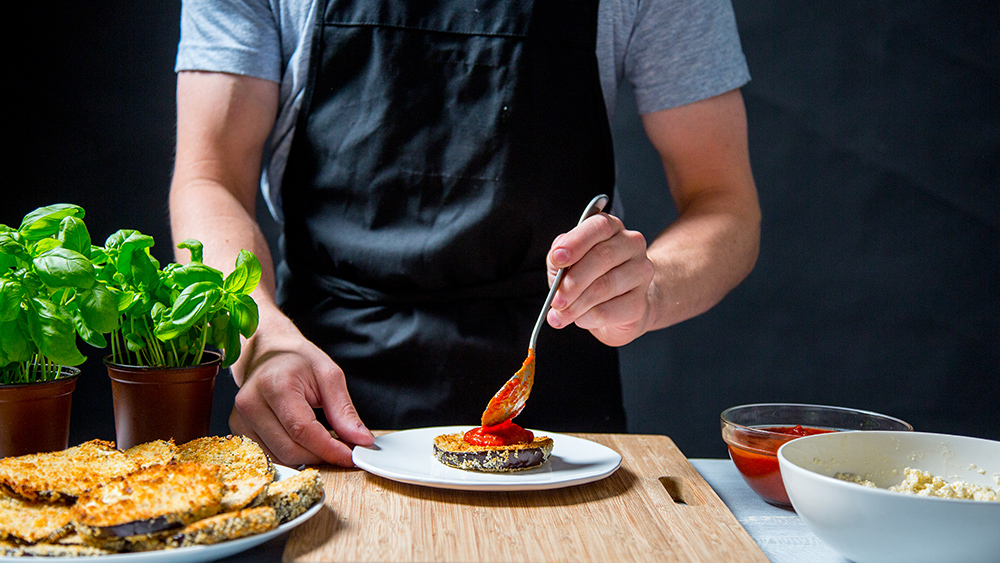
[690,458,847,563]
[222,459,848,563]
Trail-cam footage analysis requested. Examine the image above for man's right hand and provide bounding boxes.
[228,311,375,467]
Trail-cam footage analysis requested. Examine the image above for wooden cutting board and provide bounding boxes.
[284,433,767,562]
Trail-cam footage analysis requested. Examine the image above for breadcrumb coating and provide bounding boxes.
[0,436,323,555]
[175,436,276,511]
[0,440,135,502]
[73,462,224,543]
[433,432,554,472]
[264,468,324,523]
[0,492,74,543]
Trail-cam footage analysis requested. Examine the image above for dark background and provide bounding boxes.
[8,2,998,458]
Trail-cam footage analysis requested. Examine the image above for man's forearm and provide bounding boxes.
[644,189,761,332]
[169,71,282,317]
[638,89,761,333]
[169,179,281,317]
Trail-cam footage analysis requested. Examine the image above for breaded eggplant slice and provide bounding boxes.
[127,506,278,551]
[125,439,177,469]
[175,435,276,511]
[0,539,22,556]
[263,468,324,523]
[0,491,75,543]
[0,439,135,502]
[53,532,90,546]
[72,461,223,545]
[433,432,554,473]
[1,539,114,557]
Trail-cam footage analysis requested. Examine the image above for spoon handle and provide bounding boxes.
[528,194,609,350]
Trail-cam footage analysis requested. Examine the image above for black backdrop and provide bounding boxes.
[8,2,998,458]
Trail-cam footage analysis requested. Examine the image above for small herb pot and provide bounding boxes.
[0,369,80,458]
[105,351,221,450]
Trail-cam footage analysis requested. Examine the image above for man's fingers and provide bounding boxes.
[567,284,650,331]
[233,385,326,465]
[229,407,290,465]
[321,396,375,450]
[258,374,357,466]
[547,214,622,273]
[548,257,653,333]
[550,230,648,313]
[302,358,374,450]
[550,239,629,309]
[233,374,354,466]
[268,394,356,467]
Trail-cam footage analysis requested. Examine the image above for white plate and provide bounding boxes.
[352,425,622,491]
[0,465,324,563]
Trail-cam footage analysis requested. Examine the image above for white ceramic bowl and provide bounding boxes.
[778,431,1000,563]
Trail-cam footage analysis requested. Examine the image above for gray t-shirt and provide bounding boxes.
[176,0,750,221]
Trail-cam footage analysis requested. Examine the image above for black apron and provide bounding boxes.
[276,0,626,432]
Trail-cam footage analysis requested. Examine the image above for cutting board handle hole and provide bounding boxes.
[658,476,704,506]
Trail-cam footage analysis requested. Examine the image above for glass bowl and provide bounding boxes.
[720,403,913,507]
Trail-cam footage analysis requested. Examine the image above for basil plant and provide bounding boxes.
[0,204,120,384]
[1,203,261,380]
[99,233,261,369]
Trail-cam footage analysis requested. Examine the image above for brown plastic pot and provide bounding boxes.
[0,369,80,458]
[106,351,220,450]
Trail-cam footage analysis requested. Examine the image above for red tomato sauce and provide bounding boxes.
[480,350,534,426]
[728,425,837,506]
[482,379,518,421]
[464,419,534,447]
[766,425,835,438]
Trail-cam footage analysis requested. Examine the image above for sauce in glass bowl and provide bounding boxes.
[721,404,913,508]
[726,425,837,506]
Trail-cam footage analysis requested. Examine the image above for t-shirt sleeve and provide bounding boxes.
[175,0,282,83]
[626,0,750,114]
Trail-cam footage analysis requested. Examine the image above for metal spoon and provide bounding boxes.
[480,194,610,427]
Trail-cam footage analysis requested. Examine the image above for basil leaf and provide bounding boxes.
[73,311,108,349]
[129,250,161,289]
[78,284,121,332]
[104,229,155,278]
[26,297,87,366]
[58,216,92,258]
[167,262,224,289]
[33,247,96,289]
[223,250,262,295]
[89,246,108,265]
[0,226,28,268]
[154,282,219,340]
[150,301,169,324]
[220,320,242,369]
[227,293,259,338]
[30,238,62,255]
[207,312,226,349]
[114,288,143,313]
[0,318,33,365]
[18,204,84,241]
[0,278,23,322]
[104,229,154,252]
[176,239,204,263]
[125,331,147,352]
